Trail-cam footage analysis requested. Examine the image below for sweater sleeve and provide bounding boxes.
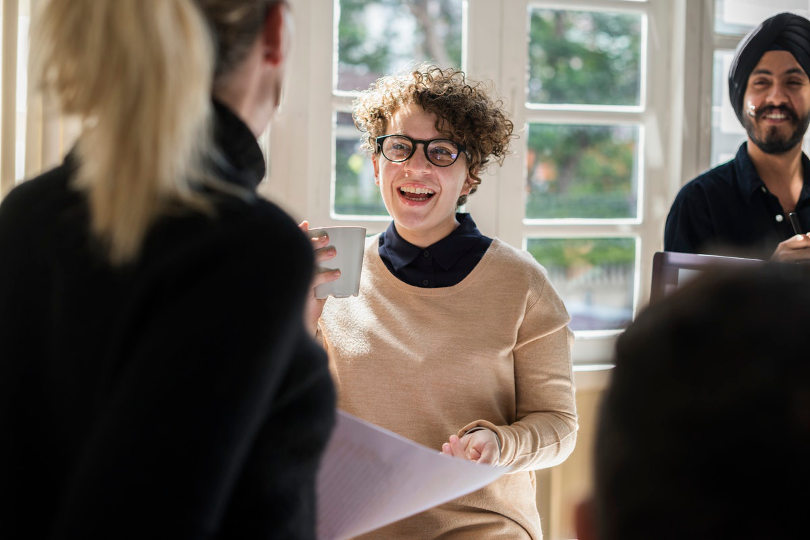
[458,276,578,472]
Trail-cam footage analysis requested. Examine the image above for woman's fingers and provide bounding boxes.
[299,220,339,334]
[475,441,499,465]
[315,244,337,264]
[440,430,500,465]
[313,267,341,287]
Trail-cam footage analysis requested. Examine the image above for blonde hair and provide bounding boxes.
[33,0,286,264]
[31,0,214,264]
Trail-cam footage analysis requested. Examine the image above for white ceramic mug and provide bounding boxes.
[308,226,366,299]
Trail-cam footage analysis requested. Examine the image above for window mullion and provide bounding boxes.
[463,0,506,239]
[496,0,530,248]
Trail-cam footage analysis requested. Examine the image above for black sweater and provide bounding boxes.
[0,103,335,539]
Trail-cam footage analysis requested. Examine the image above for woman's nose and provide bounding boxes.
[404,142,432,172]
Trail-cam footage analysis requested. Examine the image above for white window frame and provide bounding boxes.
[1,1,780,367]
[265,0,690,366]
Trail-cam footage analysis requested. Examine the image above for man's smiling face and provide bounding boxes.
[742,50,810,154]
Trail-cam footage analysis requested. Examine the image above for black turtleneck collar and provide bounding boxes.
[211,99,266,191]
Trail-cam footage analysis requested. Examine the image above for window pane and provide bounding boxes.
[334,112,387,217]
[16,0,30,181]
[335,0,462,92]
[714,0,808,35]
[526,123,639,219]
[527,237,635,331]
[711,50,746,167]
[528,8,642,106]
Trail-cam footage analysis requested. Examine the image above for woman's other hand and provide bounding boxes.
[441,429,500,465]
[299,220,341,336]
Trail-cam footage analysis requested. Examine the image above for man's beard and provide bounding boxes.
[744,105,810,154]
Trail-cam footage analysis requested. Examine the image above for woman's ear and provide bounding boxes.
[262,2,287,65]
[372,154,381,186]
[461,172,475,195]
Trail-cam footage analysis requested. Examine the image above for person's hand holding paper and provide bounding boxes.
[441,429,500,465]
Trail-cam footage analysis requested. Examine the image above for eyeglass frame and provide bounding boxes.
[375,134,467,168]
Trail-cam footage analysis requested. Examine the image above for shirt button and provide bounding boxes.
[422,279,430,286]
[761,186,767,193]
[776,214,784,222]
[423,250,431,258]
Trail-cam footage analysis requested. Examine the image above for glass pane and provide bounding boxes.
[525,123,639,219]
[16,0,30,181]
[527,237,635,332]
[334,111,387,217]
[336,0,463,92]
[711,50,746,167]
[714,0,808,35]
[711,49,810,167]
[528,8,643,106]
[0,9,3,162]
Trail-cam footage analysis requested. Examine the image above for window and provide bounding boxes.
[499,0,676,362]
[522,6,644,332]
[268,0,682,365]
[0,0,31,196]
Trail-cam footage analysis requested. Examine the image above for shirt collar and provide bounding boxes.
[800,153,810,204]
[734,142,810,204]
[380,213,485,271]
[734,143,767,201]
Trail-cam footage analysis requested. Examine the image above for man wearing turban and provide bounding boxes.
[665,12,810,261]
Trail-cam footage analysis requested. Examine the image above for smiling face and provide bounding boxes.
[742,50,810,154]
[373,104,472,247]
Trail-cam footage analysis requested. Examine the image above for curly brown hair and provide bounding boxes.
[352,65,514,206]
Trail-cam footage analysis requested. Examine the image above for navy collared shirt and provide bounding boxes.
[379,213,493,287]
[664,142,810,259]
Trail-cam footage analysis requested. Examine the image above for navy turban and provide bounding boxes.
[728,12,810,124]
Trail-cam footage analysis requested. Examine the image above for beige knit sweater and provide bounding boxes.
[318,236,578,539]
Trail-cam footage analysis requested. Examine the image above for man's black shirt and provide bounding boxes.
[665,142,810,258]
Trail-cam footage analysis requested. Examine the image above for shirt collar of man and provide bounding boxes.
[380,213,484,272]
[734,143,768,201]
[734,142,810,204]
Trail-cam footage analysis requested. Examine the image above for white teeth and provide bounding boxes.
[766,113,787,119]
[400,186,435,195]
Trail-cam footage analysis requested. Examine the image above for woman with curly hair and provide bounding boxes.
[312,65,578,539]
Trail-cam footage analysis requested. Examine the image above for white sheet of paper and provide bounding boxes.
[316,410,509,539]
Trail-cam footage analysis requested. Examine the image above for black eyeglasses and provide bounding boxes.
[375,134,466,167]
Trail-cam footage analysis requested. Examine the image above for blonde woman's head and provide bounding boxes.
[31,0,288,264]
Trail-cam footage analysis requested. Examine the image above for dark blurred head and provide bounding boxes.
[592,264,810,540]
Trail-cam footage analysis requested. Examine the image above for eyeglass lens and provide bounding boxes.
[380,135,461,167]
